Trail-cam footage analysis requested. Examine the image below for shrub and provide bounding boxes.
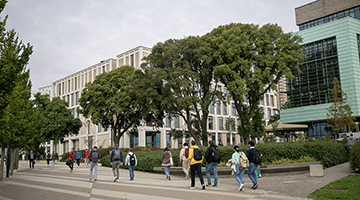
[349,142,360,170]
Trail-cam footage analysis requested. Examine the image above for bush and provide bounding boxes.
[349,142,360,170]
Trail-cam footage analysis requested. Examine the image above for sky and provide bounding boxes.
[1,0,312,92]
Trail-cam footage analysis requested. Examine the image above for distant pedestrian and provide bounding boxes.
[161,147,173,180]
[54,151,59,164]
[67,148,76,173]
[83,149,90,167]
[28,150,35,169]
[89,146,100,182]
[232,145,246,191]
[110,144,123,182]
[348,134,357,149]
[188,140,205,190]
[179,143,190,179]
[125,148,137,180]
[36,152,40,162]
[51,151,57,166]
[76,148,82,168]
[46,151,51,167]
[21,151,25,161]
[247,141,261,189]
[205,140,221,187]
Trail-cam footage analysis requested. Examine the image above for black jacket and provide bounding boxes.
[205,144,218,163]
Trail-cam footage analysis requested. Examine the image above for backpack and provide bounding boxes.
[46,153,51,159]
[91,151,99,163]
[129,154,136,166]
[239,151,249,168]
[185,148,189,158]
[252,148,262,164]
[113,149,121,160]
[211,147,222,163]
[193,148,202,161]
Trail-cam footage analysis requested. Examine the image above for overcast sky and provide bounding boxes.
[2,0,312,92]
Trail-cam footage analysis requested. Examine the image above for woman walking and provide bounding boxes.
[161,147,173,180]
[232,145,246,191]
[67,148,76,173]
[83,149,90,167]
[51,151,57,166]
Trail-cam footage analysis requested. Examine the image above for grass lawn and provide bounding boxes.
[308,175,360,200]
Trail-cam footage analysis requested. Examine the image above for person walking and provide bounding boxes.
[205,140,220,187]
[67,148,76,173]
[75,148,82,168]
[36,152,41,162]
[348,133,357,149]
[28,150,35,169]
[51,151,57,166]
[89,146,100,182]
[188,140,205,190]
[83,149,90,167]
[232,145,246,191]
[110,144,123,182]
[161,147,173,180]
[125,149,137,180]
[54,151,59,164]
[46,151,51,167]
[247,141,260,189]
[179,143,190,179]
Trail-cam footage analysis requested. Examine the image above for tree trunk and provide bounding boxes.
[0,146,5,181]
[10,148,14,176]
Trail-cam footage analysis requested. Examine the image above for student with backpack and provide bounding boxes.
[110,144,123,182]
[188,140,205,190]
[232,145,248,191]
[161,147,173,180]
[205,140,221,187]
[179,143,190,179]
[89,146,101,182]
[247,141,261,190]
[46,151,51,167]
[125,148,137,180]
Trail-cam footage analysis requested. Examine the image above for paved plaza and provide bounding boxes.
[0,161,354,200]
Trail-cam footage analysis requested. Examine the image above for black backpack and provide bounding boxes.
[193,148,202,161]
[129,154,136,166]
[211,147,222,163]
[252,148,262,164]
[91,151,99,163]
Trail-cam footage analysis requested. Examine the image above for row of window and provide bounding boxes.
[299,6,360,31]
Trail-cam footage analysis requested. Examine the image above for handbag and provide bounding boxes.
[170,157,173,166]
[66,160,71,165]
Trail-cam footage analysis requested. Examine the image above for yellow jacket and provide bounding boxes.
[188,145,203,165]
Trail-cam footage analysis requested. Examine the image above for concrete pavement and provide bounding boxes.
[0,161,354,200]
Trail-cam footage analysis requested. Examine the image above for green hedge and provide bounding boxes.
[349,142,360,170]
[95,140,349,172]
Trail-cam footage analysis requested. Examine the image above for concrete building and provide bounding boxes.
[280,0,360,138]
[39,46,279,155]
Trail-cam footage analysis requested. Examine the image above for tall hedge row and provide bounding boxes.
[99,140,349,172]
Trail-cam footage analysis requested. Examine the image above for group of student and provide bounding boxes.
[175,140,261,190]
[28,150,59,169]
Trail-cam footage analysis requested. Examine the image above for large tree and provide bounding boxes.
[209,23,305,143]
[327,78,355,142]
[143,36,220,146]
[32,93,82,149]
[79,66,162,146]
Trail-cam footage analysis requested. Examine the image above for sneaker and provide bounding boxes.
[116,179,120,182]
[238,184,244,191]
[252,183,259,189]
[212,185,217,188]
[70,170,73,173]
[202,184,205,190]
[89,179,92,182]
[113,177,117,182]
[259,174,261,178]
[184,176,188,179]
[168,175,171,180]
[94,179,97,181]
[188,186,195,190]
[206,183,211,187]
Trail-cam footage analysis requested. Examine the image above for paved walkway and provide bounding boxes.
[0,161,355,200]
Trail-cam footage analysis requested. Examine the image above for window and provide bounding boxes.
[219,117,223,130]
[103,66,106,73]
[71,93,74,106]
[67,95,70,107]
[268,108,271,119]
[165,113,171,127]
[223,103,227,115]
[174,115,179,128]
[225,117,229,131]
[270,95,274,107]
[62,82,64,95]
[216,101,221,115]
[75,92,79,105]
[68,80,70,93]
[166,132,171,148]
[208,116,213,130]
[232,104,236,116]
[265,94,269,106]
[210,102,214,114]
[74,77,77,90]
[131,54,134,66]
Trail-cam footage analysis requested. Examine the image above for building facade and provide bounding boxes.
[39,46,279,155]
[280,0,360,138]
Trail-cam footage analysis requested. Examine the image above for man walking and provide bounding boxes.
[28,150,35,169]
[75,148,82,168]
[348,133,357,149]
[110,144,123,182]
[247,141,260,189]
[188,140,205,190]
[179,143,190,179]
[205,140,220,187]
[125,149,137,180]
[89,146,100,182]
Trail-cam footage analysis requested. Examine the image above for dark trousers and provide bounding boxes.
[29,159,35,168]
[76,159,80,166]
[68,160,74,170]
[190,163,204,187]
[46,159,50,165]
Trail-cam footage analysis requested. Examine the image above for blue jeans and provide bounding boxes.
[112,161,121,179]
[190,163,204,187]
[234,164,245,185]
[205,162,218,186]
[164,166,170,178]
[52,159,55,166]
[90,162,98,180]
[248,163,259,184]
[128,165,135,180]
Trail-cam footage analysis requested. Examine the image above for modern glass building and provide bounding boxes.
[280,0,360,139]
